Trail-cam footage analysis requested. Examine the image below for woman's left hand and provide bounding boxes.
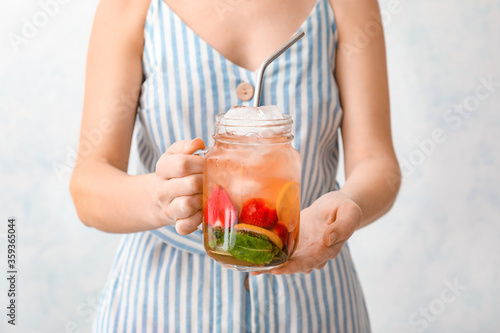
[251,191,362,275]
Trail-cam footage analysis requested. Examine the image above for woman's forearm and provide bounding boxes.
[339,156,401,229]
[70,161,164,233]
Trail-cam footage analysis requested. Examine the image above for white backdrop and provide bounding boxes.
[1,0,499,332]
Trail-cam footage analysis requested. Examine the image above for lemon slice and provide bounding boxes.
[276,181,300,230]
[233,223,283,249]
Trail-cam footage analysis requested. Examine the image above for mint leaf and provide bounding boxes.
[227,232,276,265]
[207,228,225,249]
[208,238,218,249]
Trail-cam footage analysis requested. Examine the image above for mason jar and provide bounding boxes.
[202,106,301,271]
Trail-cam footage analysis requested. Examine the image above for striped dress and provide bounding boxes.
[94,0,371,331]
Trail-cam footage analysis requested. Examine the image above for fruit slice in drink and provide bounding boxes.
[204,185,238,228]
[233,223,283,249]
[276,181,300,231]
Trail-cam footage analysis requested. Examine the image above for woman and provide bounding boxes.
[70,0,401,331]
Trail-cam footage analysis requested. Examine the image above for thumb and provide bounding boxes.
[165,138,205,155]
[322,205,361,247]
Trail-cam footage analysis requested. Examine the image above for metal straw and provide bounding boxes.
[253,30,305,107]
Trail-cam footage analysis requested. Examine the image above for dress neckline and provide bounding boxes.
[159,0,321,73]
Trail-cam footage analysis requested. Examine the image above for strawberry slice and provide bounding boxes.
[271,222,289,247]
[239,198,278,229]
[204,185,238,228]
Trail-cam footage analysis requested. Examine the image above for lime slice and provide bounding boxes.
[233,223,283,249]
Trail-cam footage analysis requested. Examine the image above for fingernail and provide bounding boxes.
[328,232,338,246]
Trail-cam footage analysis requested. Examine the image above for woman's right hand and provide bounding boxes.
[155,138,206,235]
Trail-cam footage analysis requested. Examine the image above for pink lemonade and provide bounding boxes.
[202,126,301,271]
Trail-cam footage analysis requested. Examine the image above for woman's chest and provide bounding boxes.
[163,0,319,72]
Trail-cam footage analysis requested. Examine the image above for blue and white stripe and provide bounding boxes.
[94,0,370,331]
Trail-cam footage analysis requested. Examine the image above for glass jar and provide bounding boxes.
[202,108,301,271]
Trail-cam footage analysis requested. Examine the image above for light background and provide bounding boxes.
[1,0,499,332]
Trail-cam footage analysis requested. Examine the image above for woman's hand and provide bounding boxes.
[251,191,362,275]
[155,138,206,235]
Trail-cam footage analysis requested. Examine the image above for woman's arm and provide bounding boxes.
[70,0,205,234]
[334,0,401,227]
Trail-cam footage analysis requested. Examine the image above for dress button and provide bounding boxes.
[236,82,254,101]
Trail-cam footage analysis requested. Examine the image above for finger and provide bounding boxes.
[271,246,342,275]
[158,174,203,203]
[250,270,270,276]
[165,138,205,155]
[323,219,351,246]
[270,255,315,275]
[175,210,203,235]
[315,242,344,268]
[323,206,361,247]
[316,262,328,270]
[315,202,338,225]
[156,154,204,179]
[269,259,302,275]
[323,228,338,247]
[166,194,203,221]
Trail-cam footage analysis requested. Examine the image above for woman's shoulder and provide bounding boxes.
[328,0,383,45]
[329,0,382,23]
[92,0,151,50]
[95,0,151,20]
[97,0,151,14]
